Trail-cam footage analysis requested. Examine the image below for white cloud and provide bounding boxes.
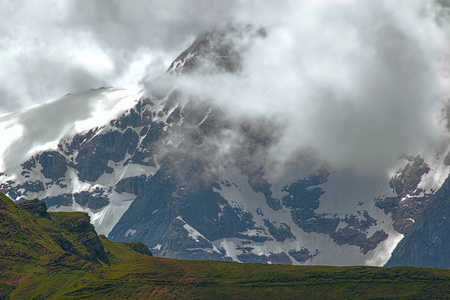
[1,0,449,178]
[0,0,234,113]
[170,0,450,176]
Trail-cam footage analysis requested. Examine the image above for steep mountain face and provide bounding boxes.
[0,87,147,235]
[1,28,449,266]
[385,174,450,268]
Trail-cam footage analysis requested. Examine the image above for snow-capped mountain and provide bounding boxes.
[1,29,449,267]
[0,87,148,235]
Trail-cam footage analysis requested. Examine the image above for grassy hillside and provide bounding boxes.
[1,193,449,299]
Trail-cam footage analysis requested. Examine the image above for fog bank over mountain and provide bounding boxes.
[159,0,450,178]
[1,0,450,185]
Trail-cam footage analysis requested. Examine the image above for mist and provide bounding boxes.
[2,0,450,179]
[169,0,450,178]
[0,0,233,113]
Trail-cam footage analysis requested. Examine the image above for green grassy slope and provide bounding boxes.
[1,193,449,299]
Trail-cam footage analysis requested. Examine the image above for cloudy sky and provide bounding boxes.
[2,1,447,112]
[0,0,236,113]
[169,0,450,173]
[1,0,450,175]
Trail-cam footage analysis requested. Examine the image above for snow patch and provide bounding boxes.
[218,239,242,262]
[125,228,137,237]
[0,88,142,176]
[176,216,207,243]
[213,163,401,266]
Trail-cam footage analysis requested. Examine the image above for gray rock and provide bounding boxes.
[386,174,450,268]
[18,199,49,218]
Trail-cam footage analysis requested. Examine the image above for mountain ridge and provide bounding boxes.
[0,28,449,267]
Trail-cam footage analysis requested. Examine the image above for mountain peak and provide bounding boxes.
[167,25,266,74]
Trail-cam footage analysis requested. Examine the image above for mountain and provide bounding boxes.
[385,173,450,268]
[1,28,449,266]
[1,193,449,299]
[0,87,145,235]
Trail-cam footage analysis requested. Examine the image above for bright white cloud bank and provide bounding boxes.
[1,0,450,177]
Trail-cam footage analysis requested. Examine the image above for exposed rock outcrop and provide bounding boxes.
[18,199,49,218]
[386,174,450,268]
[376,155,431,234]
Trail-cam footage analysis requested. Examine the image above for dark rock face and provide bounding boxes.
[21,152,68,182]
[115,175,152,195]
[18,199,49,218]
[55,213,108,263]
[42,194,73,208]
[20,158,37,178]
[391,156,430,197]
[74,189,109,210]
[37,151,68,181]
[376,155,431,234]
[289,248,317,263]
[68,214,96,233]
[0,180,46,201]
[78,233,108,262]
[342,212,377,231]
[329,212,388,254]
[119,242,152,256]
[386,174,450,268]
[74,191,90,207]
[264,220,295,241]
[51,235,79,255]
[75,129,139,182]
[21,181,45,193]
[333,228,388,255]
[298,214,340,235]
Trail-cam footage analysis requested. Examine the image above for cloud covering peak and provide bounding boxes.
[1,0,450,178]
[166,0,450,176]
